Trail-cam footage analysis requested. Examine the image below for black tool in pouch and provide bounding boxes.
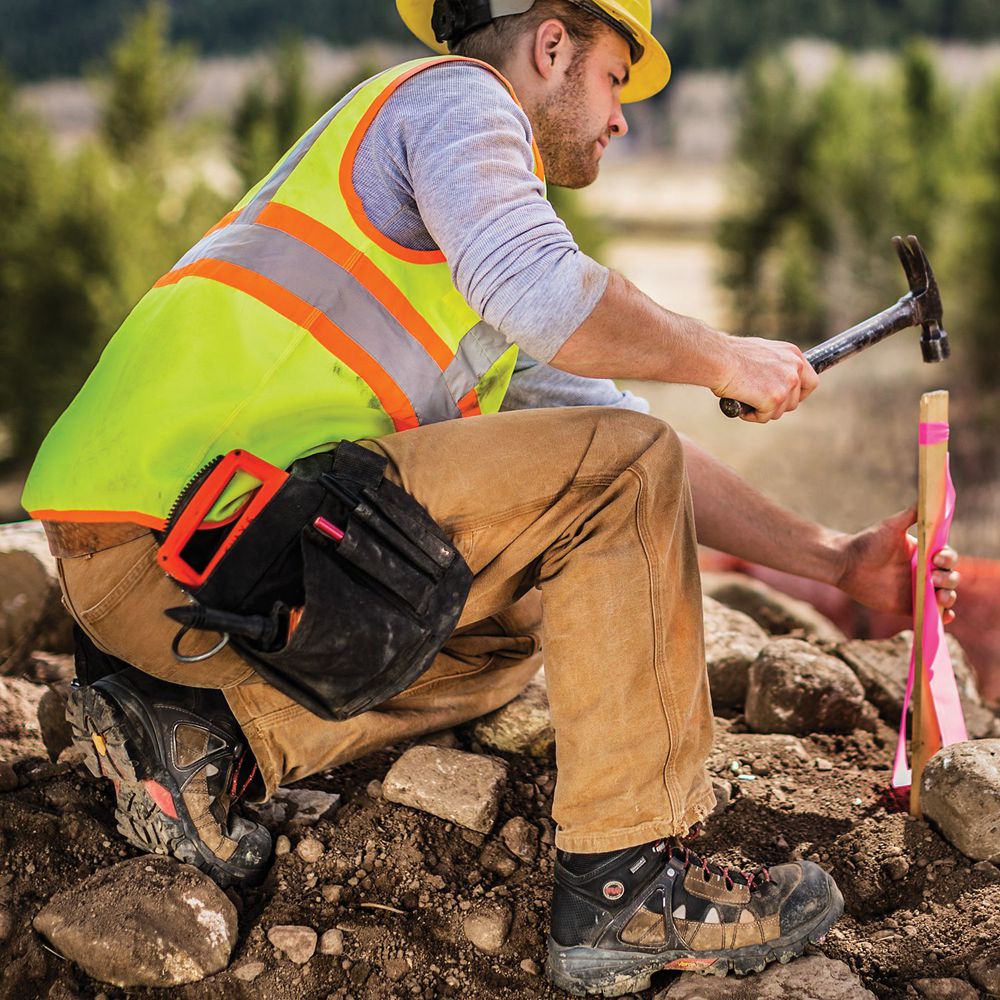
[160,442,472,721]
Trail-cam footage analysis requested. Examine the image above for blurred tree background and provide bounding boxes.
[3,0,1000,497]
[4,0,1000,82]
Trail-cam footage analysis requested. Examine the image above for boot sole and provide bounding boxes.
[546,880,845,997]
[66,681,266,889]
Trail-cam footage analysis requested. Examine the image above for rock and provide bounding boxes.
[702,595,770,707]
[37,683,73,762]
[319,928,345,956]
[701,572,846,642]
[383,746,508,834]
[385,956,410,980]
[24,651,75,684]
[470,671,554,757]
[913,979,980,1000]
[366,779,383,799]
[32,856,237,987]
[0,907,11,943]
[500,817,539,862]
[0,523,74,674]
[321,884,344,905]
[745,639,876,736]
[969,953,1000,996]
[520,958,540,975]
[921,740,1000,861]
[274,835,291,856]
[0,675,47,760]
[655,955,875,998]
[710,777,732,816]
[835,632,995,738]
[246,787,340,829]
[267,924,317,965]
[883,857,910,881]
[0,760,17,791]
[462,903,512,954]
[479,840,518,877]
[295,836,324,864]
[232,961,264,982]
[417,728,461,749]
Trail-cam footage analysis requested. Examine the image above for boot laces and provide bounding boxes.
[662,830,771,892]
[229,748,258,802]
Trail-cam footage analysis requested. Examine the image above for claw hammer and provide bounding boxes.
[720,235,950,418]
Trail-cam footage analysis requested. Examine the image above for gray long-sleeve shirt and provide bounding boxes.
[353,61,648,414]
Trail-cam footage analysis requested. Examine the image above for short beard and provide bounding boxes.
[531,55,603,189]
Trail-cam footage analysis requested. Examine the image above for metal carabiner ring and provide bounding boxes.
[171,625,230,663]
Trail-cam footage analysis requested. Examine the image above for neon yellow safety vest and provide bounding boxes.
[23,56,544,529]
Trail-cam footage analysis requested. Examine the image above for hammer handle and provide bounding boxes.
[719,295,916,418]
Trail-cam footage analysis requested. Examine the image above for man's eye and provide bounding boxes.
[611,74,622,87]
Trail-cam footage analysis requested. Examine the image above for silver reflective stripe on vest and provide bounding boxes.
[445,321,512,403]
[174,223,461,425]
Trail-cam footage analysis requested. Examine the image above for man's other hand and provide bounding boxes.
[713,337,820,423]
[836,505,959,624]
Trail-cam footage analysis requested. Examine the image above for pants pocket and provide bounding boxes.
[59,534,255,688]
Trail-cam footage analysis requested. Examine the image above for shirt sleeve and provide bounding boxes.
[389,63,610,363]
[501,350,650,413]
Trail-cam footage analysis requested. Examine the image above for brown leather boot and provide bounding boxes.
[547,838,844,996]
[67,669,271,888]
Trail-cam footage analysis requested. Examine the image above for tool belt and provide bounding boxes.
[156,442,472,721]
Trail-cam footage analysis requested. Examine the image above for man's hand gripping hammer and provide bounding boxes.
[720,235,950,418]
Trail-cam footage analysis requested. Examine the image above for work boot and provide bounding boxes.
[547,838,844,996]
[67,668,272,888]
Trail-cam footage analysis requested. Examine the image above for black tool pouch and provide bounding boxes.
[166,442,471,721]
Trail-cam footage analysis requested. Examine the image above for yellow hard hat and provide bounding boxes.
[396,0,671,102]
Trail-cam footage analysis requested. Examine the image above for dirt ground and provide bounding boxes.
[1,689,998,1000]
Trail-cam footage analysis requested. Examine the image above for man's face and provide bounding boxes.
[532,27,631,189]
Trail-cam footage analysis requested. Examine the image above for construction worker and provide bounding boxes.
[22,0,960,994]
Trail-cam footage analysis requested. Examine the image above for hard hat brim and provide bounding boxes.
[396,0,670,102]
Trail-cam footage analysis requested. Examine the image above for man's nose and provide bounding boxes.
[609,105,629,138]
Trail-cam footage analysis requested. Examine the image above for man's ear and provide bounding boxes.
[532,18,570,82]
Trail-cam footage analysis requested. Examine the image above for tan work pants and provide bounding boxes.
[56,407,716,852]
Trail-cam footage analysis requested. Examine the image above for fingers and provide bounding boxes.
[932,545,958,571]
[798,354,820,402]
[726,338,819,423]
[932,547,959,623]
[935,587,958,610]
[931,568,960,591]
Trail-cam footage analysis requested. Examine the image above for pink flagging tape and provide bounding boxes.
[919,422,950,445]
[891,451,967,791]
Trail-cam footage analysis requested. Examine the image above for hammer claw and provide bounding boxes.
[894,234,930,296]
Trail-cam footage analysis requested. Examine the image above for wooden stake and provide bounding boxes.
[910,390,949,817]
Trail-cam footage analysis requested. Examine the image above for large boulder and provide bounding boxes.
[702,595,770,707]
[655,955,876,999]
[383,745,508,834]
[0,521,73,674]
[33,856,238,987]
[702,572,846,642]
[835,632,998,739]
[921,740,1000,862]
[745,639,876,736]
[470,670,554,757]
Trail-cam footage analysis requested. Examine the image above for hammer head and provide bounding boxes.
[892,234,950,363]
